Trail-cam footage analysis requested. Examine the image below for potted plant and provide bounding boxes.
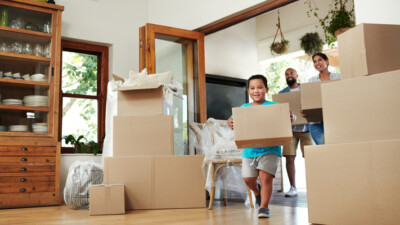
[300,32,324,56]
[270,10,290,55]
[63,134,101,155]
[305,0,355,47]
[270,40,290,55]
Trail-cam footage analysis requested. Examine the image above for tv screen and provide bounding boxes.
[206,75,248,120]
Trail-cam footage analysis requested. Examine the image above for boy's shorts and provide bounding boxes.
[242,153,280,178]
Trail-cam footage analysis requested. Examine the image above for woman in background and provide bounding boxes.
[305,52,341,145]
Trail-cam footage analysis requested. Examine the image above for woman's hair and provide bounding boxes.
[312,52,329,62]
[247,74,268,89]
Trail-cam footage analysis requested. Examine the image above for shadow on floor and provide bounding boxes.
[270,191,308,208]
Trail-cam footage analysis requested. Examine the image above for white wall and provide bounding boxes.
[354,0,400,25]
[205,19,259,79]
[57,0,149,77]
[148,0,265,30]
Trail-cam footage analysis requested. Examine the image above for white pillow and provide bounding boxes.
[128,71,173,86]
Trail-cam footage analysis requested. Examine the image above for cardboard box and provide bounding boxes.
[304,140,400,225]
[113,115,173,156]
[300,82,326,122]
[104,155,206,210]
[338,23,400,79]
[322,70,400,144]
[272,91,308,125]
[116,85,173,116]
[89,184,125,216]
[232,103,292,148]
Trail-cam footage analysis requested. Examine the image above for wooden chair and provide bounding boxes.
[189,121,254,210]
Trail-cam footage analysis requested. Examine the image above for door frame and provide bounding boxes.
[139,23,206,123]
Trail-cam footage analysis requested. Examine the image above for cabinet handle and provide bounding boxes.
[20,167,27,172]
[21,147,28,151]
[51,67,54,76]
[20,188,26,192]
[21,158,28,162]
[20,178,27,182]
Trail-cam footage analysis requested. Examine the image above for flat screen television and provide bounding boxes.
[206,74,248,120]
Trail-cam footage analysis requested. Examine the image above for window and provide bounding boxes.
[59,40,108,153]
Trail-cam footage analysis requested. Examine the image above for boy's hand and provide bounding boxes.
[227,117,234,130]
[290,111,296,123]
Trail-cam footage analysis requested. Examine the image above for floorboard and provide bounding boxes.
[0,202,310,225]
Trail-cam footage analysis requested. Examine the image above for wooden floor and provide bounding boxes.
[0,202,310,225]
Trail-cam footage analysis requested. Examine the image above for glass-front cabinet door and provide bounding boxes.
[0,1,61,139]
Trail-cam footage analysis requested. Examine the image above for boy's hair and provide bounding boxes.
[247,74,268,89]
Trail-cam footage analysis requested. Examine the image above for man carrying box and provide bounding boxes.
[279,68,313,197]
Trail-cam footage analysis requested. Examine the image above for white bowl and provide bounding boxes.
[31,73,46,81]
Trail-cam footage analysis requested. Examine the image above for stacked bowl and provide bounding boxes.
[9,125,28,132]
[32,123,48,133]
[2,99,23,105]
[23,95,48,107]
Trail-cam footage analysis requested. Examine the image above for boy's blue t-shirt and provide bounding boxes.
[239,101,282,158]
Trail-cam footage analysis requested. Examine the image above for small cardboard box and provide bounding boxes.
[113,115,173,156]
[322,70,400,144]
[272,91,308,125]
[113,74,172,116]
[300,82,325,122]
[338,23,400,79]
[232,103,292,148]
[89,184,125,216]
[304,140,400,225]
[104,155,206,210]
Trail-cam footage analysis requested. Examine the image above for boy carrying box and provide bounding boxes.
[228,74,293,218]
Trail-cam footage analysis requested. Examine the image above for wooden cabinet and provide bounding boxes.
[0,0,63,208]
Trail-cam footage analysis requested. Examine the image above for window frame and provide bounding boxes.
[59,40,109,154]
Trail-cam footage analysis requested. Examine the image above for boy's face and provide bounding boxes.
[247,79,268,103]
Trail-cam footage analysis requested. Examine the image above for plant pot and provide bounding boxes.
[271,42,289,55]
[334,27,351,38]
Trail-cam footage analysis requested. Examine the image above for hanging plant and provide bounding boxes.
[305,0,355,47]
[270,10,290,55]
[300,32,324,56]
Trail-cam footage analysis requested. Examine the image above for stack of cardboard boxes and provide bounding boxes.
[91,83,205,215]
[305,23,400,224]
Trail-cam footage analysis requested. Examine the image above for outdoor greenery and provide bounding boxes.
[62,52,98,144]
[305,0,355,47]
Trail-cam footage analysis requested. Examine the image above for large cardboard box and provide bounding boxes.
[116,85,172,116]
[304,140,400,225]
[89,184,125,216]
[338,23,400,79]
[232,103,292,148]
[104,155,206,210]
[300,82,327,122]
[322,70,400,144]
[113,115,173,156]
[272,91,308,125]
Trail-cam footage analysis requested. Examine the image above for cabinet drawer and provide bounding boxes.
[0,156,56,165]
[0,165,55,173]
[0,146,56,156]
[0,176,55,194]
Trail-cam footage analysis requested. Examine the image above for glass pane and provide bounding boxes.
[155,39,189,155]
[62,51,98,96]
[61,97,98,147]
[0,4,52,34]
[0,81,49,133]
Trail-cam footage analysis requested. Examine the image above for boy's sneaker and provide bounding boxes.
[258,208,270,218]
[285,186,298,197]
